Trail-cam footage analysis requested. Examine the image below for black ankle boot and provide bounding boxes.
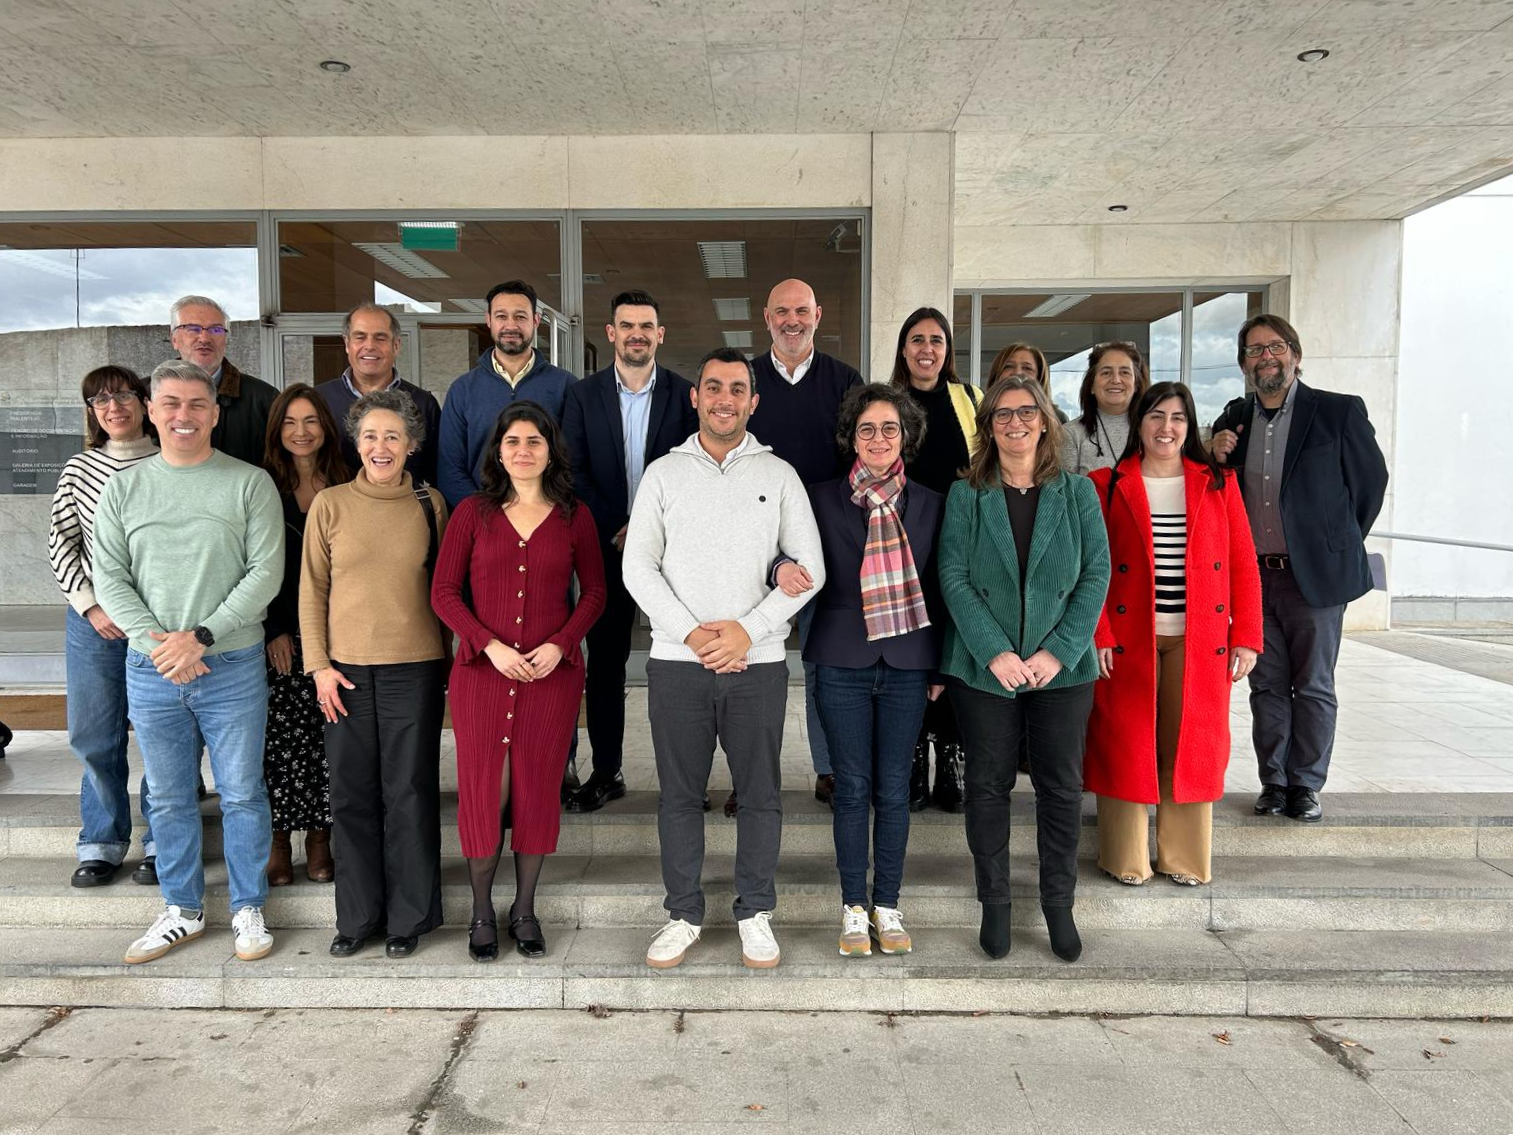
[979,903,1011,959]
[1042,904,1081,962]
[909,739,931,813]
[933,743,964,813]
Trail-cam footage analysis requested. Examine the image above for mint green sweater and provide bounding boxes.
[93,452,285,656]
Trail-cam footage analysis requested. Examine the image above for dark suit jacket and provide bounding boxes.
[562,365,697,541]
[1211,379,1388,608]
[210,359,278,467]
[802,478,944,671]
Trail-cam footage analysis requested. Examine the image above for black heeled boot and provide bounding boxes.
[909,738,931,813]
[932,742,965,813]
[979,903,1011,959]
[1042,904,1082,962]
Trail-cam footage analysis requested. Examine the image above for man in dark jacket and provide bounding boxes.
[437,280,576,508]
[315,303,441,486]
[169,295,277,467]
[561,290,696,812]
[1211,314,1388,823]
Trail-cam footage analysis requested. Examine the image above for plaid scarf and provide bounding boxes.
[850,457,931,642]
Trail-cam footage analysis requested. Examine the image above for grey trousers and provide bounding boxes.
[1249,565,1346,792]
[647,659,787,924]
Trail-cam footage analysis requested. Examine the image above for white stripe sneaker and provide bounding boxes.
[738,911,781,969]
[646,919,701,969]
[124,905,205,964]
[232,906,274,961]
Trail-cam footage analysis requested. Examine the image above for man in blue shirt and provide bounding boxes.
[437,280,576,508]
[561,290,695,811]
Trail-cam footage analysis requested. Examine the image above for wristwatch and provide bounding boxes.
[192,626,215,648]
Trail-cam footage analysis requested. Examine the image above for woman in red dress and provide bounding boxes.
[432,402,606,961]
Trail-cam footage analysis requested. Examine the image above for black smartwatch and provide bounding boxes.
[192,626,215,648]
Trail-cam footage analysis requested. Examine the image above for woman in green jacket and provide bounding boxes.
[938,376,1111,963]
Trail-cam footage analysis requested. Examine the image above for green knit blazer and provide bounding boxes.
[938,471,1111,697]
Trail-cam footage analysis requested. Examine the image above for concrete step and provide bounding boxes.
[0,925,1509,1017]
[5,853,1513,932]
[6,791,1511,860]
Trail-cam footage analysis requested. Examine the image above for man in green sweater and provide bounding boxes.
[93,361,284,966]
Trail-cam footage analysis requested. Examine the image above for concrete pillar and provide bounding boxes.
[869,133,954,384]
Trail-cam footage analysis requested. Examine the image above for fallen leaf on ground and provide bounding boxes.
[744,1104,766,1112]
[1212,1031,1232,1045]
[517,1082,528,1089]
[1423,1049,1445,1060]
[1438,1037,1457,1045]
[1340,1040,1360,1048]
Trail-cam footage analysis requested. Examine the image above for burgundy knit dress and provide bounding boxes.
[432,496,606,856]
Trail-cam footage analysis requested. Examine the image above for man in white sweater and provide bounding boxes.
[623,347,824,971]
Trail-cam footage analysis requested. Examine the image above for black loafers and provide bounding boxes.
[385,934,419,958]
[509,913,546,959]
[1286,786,1323,823]
[329,934,366,958]
[132,856,158,885]
[1254,785,1287,815]
[565,771,627,814]
[469,918,499,963]
[70,860,120,888]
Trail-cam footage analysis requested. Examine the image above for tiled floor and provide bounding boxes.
[3,636,1513,798]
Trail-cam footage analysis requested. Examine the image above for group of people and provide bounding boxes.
[46,276,1388,971]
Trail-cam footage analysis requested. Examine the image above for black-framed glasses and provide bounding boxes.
[1241,341,1290,358]
[173,323,228,337]
[87,390,139,408]
[855,422,902,440]
[991,406,1042,424]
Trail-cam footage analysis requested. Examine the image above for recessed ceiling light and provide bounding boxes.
[352,242,448,279]
[712,297,750,321]
[1107,204,1128,213]
[698,241,747,279]
[319,59,351,73]
[1024,294,1091,319]
[1296,48,1329,63]
[722,330,754,349]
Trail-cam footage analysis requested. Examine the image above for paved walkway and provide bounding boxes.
[3,636,1513,797]
[0,1006,1509,1134]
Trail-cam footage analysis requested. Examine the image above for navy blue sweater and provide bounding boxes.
[747,351,864,485]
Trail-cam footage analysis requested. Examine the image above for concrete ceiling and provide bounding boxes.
[4,0,1513,224]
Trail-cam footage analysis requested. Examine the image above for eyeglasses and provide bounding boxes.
[1094,340,1139,352]
[855,422,902,440]
[87,390,139,408]
[173,323,228,337]
[991,406,1042,424]
[1241,341,1290,358]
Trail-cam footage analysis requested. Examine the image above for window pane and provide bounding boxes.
[277,219,561,316]
[0,220,258,496]
[1191,291,1264,426]
[580,217,865,380]
[953,293,972,384]
[976,291,1184,418]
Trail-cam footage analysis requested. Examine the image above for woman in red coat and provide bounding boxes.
[432,402,606,961]
[1085,382,1261,886]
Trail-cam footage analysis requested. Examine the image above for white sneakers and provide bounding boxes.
[646,919,701,969]
[123,905,205,964]
[232,906,274,961]
[839,904,871,956]
[123,905,274,965]
[738,911,780,969]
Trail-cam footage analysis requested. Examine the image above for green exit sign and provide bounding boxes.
[400,224,460,252]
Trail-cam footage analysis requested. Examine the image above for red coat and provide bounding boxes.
[1083,457,1262,804]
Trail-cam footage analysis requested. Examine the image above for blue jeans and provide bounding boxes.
[67,607,154,864]
[815,662,927,909]
[798,604,831,776]
[125,643,271,914]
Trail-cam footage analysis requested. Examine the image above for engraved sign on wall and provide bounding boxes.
[0,406,83,495]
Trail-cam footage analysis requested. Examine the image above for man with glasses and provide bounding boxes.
[1210,314,1388,823]
[169,295,278,467]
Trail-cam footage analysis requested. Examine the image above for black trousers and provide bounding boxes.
[1250,564,1346,792]
[325,659,445,939]
[950,678,1094,908]
[583,539,636,779]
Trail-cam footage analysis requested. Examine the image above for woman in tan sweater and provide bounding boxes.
[301,389,448,960]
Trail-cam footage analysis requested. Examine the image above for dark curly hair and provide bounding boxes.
[834,382,927,464]
[477,401,575,519]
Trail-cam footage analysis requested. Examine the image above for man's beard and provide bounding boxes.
[496,334,529,356]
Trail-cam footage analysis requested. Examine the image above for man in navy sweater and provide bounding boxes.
[743,278,864,812]
[437,280,576,508]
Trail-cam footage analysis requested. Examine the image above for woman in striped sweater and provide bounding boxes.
[48,365,160,888]
[1085,383,1262,887]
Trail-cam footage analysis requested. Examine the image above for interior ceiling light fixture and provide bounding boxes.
[1296,48,1329,62]
[1024,294,1091,319]
[352,242,449,279]
[722,330,754,349]
[319,59,351,73]
[712,297,750,321]
[1107,204,1129,213]
[398,221,460,231]
[698,240,747,279]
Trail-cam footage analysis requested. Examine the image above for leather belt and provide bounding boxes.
[1259,554,1290,570]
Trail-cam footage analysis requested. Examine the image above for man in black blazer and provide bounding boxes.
[561,290,697,811]
[1211,314,1388,823]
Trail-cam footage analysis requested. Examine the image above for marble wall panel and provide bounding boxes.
[870,133,953,382]
[0,138,264,211]
[1094,222,1293,279]
[0,497,58,605]
[1288,221,1403,360]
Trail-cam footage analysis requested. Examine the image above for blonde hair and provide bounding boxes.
[966,375,1064,490]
